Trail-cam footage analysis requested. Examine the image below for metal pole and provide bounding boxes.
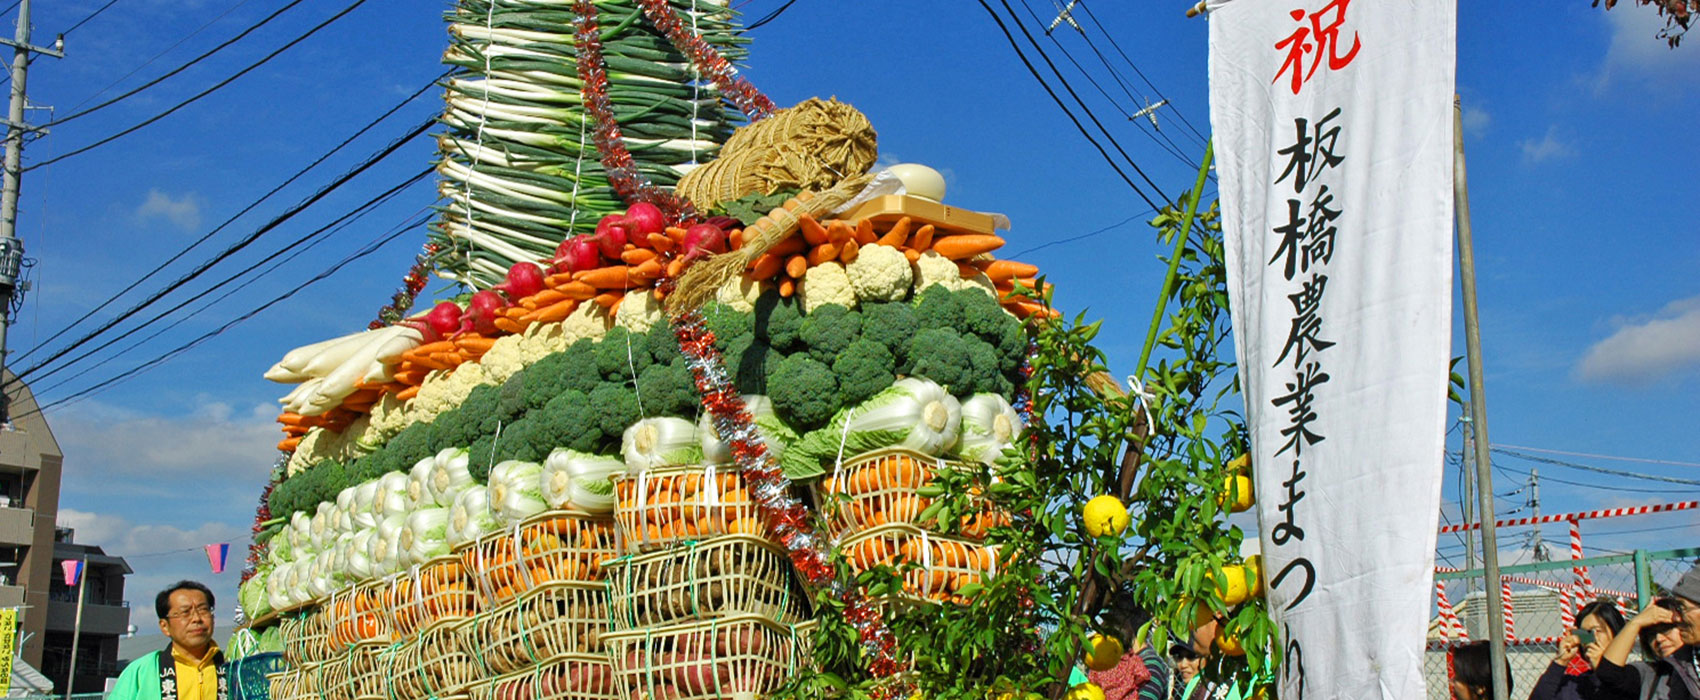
[1461,417,1477,591]
[1455,96,1509,700]
[1633,549,1651,608]
[62,555,86,700]
[0,0,33,414]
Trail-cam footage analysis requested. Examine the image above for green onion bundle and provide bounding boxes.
[431,0,749,288]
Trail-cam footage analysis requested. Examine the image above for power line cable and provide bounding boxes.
[1494,443,1700,469]
[1493,447,1700,487]
[9,117,433,385]
[15,180,430,420]
[1491,462,1700,496]
[26,0,370,171]
[1071,0,1211,146]
[972,0,1163,211]
[37,179,432,396]
[65,0,256,113]
[989,0,1175,205]
[14,72,444,366]
[743,0,799,31]
[50,0,307,126]
[62,0,122,36]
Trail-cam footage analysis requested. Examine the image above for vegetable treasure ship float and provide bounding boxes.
[234,1,1273,699]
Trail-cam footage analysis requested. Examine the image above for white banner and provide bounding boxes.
[1208,1,1455,698]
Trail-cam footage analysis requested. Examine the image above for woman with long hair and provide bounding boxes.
[1528,599,1627,700]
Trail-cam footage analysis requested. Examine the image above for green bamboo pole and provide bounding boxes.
[1134,140,1214,379]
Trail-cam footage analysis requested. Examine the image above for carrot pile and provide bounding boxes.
[277,198,1053,453]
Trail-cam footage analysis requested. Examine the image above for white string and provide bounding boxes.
[458,0,499,285]
[688,0,701,166]
[1125,374,1157,434]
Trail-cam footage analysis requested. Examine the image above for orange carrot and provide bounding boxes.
[277,412,311,427]
[546,272,576,287]
[840,239,860,264]
[633,259,663,279]
[854,218,877,245]
[406,340,457,358]
[799,213,829,245]
[749,253,783,280]
[396,386,421,401]
[665,226,688,242]
[340,400,378,414]
[522,289,567,310]
[768,235,806,257]
[878,217,912,248]
[554,280,598,301]
[784,255,808,279]
[826,219,854,245]
[728,228,744,249]
[778,278,796,297]
[807,243,839,266]
[455,337,497,354]
[647,233,676,253]
[493,317,526,335]
[905,248,921,263]
[527,298,579,324]
[574,266,635,289]
[393,367,428,385]
[278,437,302,452]
[621,248,657,265]
[930,234,1004,259]
[593,291,623,308]
[431,351,464,367]
[282,426,310,437]
[982,260,1040,282]
[909,224,936,251]
[665,257,686,279]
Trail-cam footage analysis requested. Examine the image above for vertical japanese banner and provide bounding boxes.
[0,608,15,695]
[1207,1,1455,698]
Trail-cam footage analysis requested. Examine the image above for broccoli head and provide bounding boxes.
[905,327,1005,397]
[385,421,435,469]
[491,416,544,463]
[860,300,917,355]
[521,346,597,412]
[955,287,1029,373]
[588,382,643,443]
[832,338,895,407]
[466,434,498,482]
[456,383,509,438]
[534,390,605,453]
[701,302,754,353]
[498,372,530,421]
[647,316,683,365]
[767,353,840,430]
[753,290,804,351]
[798,303,863,365]
[723,335,781,395]
[636,361,698,418]
[427,407,469,452]
[912,284,963,333]
[595,326,654,381]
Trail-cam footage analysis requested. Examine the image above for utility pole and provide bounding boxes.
[0,0,63,423]
[1529,469,1548,561]
[1461,417,1477,591]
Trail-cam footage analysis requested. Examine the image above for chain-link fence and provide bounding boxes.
[1423,546,1700,700]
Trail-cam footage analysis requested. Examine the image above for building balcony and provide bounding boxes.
[0,584,22,607]
[45,599,129,636]
[0,506,33,546]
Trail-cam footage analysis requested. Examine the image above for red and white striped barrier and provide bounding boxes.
[1437,501,1697,533]
[1502,579,1516,644]
[1435,579,1467,641]
[1434,567,1636,600]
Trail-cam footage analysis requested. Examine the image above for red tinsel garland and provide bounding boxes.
[634,0,778,120]
[369,242,441,330]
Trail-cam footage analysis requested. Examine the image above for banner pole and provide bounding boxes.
[1133,139,1215,378]
[1454,96,1509,700]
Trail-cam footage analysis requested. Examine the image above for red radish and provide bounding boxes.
[623,202,666,236]
[492,261,546,300]
[705,215,740,231]
[424,301,463,338]
[458,290,507,336]
[594,214,630,260]
[553,235,600,273]
[680,223,728,261]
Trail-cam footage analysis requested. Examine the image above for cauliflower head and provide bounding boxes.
[715,276,764,314]
[614,288,664,333]
[846,243,913,303]
[799,261,856,314]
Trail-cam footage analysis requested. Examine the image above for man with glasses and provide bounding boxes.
[110,581,226,700]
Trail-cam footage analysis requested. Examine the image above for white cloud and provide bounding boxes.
[1593,6,1700,92]
[52,399,279,478]
[1576,294,1700,385]
[1461,104,1490,137]
[1519,125,1574,164]
[56,509,251,629]
[134,189,203,231]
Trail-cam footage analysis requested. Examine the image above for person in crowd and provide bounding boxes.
[1452,640,1516,700]
[1167,639,1214,700]
[110,581,225,700]
[1596,563,1700,700]
[1528,599,1626,700]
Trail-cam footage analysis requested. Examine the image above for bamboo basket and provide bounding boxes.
[389,618,482,700]
[814,448,1008,542]
[603,614,809,700]
[465,654,617,700]
[327,580,393,647]
[603,535,810,632]
[267,666,313,700]
[466,580,610,675]
[610,465,775,553]
[461,510,618,606]
[389,554,481,638]
[347,640,394,700]
[840,524,999,604]
[316,654,354,700]
[281,607,332,666]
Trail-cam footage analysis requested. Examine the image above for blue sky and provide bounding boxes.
[1,1,1694,631]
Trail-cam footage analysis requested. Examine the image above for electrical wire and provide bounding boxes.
[37,182,433,396]
[1493,447,1700,487]
[742,0,799,31]
[25,0,371,171]
[62,0,122,36]
[1491,462,1700,496]
[988,0,1174,206]
[1072,0,1211,146]
[1494,443,1700,469]
[65,0,259,114]
[972,0,1163,212]
[13,180,432,421]
[14,72,444,366]
[49,0,307,126]
[8,117,433,386]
